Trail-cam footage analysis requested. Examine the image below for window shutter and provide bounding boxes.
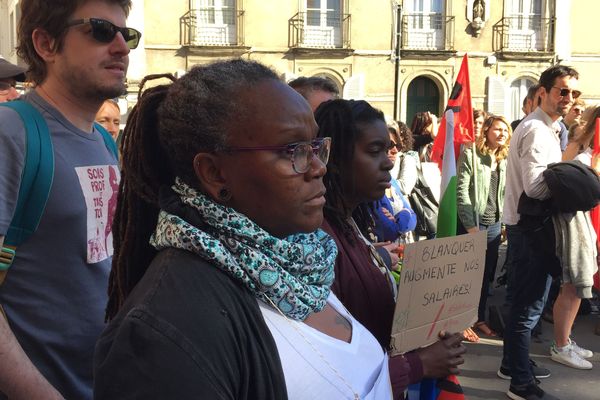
[342,74,365,100]
[486,76,507,117]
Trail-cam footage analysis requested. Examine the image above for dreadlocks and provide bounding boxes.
[314,99,386,242]
[106,59,280,320]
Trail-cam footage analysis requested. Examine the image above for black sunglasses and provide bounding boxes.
[66,18,141,49]
[552,86,582,99]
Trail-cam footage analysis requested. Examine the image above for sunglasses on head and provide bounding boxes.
[66,18,141,49]
[552,86,581,99]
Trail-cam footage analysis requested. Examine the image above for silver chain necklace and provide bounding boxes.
[264,296,361,400]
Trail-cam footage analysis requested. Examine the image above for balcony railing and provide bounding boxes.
[401,13,454,51]
[288,12,351,49]
[181,8,244,46]
[493,16,555,53]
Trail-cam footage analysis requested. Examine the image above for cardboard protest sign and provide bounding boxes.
[390,231,487,355]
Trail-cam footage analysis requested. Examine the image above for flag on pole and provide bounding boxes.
[408,54,473,400]
[430,54,475,168]
[408,111,464,400]
[436,110,457,238]
[591,117,600,290]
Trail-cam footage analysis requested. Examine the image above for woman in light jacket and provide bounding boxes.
[457,115,512,337]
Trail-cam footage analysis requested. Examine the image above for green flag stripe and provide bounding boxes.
[436,176,457,239]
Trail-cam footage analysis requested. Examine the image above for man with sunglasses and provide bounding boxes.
[0,1,139,399]
[501,65,580,400]
[0,57,26,103]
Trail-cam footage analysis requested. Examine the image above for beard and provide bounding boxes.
[59,59,128,101]
[556,104,570,118]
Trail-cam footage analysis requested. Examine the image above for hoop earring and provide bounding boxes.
[218,188,231,202]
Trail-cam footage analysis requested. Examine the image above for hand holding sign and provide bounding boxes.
[415,331,466,378]
[390,231,487,355]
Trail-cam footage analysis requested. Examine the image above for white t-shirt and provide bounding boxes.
[259,293,393,400]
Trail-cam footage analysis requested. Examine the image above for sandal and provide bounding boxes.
[462,327,480,343]
[473,321,497,337]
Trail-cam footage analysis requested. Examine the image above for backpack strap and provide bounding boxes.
[0,101,54,271]
[94,122,118,160]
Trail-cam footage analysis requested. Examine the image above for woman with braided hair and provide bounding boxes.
[94,59,393,399]
[315,99,466,399]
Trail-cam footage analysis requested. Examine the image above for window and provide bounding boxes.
[404,0,445,49]
[504,0,543,51]
[191,0,237,45]
[486,76,535,122]
[303,0,342,48]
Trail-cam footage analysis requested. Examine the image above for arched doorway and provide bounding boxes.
[406,76,440,126]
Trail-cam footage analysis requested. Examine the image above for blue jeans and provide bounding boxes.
[477,221,501,322]
[501,224,552,386]
[503,224,523,306]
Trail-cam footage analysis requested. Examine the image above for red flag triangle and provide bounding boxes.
[430,54,474,168]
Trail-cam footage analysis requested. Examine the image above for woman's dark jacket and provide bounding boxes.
[94,247,287,400]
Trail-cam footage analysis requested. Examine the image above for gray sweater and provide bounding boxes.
[553,211,598,298]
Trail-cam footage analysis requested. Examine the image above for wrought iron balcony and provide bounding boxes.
[288,11,351,49]
[181,8,244,47]
[401,13,455,51]
[493,16,555,54]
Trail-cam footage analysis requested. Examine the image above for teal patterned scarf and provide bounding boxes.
[150,178,338,321]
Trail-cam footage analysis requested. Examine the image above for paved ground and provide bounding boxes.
[460,245,600,400]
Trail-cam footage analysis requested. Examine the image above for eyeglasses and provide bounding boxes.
[66,18,141,49]
[0,81,16,92]
[552,86,581,99]
[224,137,331,174]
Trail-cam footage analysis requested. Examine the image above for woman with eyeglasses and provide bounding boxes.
[315,99,466,399]
[94,59,393,400]
[457,115,512,337]
[563,105,600,162]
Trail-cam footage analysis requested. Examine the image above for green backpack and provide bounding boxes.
[0,100,118,271]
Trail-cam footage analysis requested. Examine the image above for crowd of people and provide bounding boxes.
[0,1,598,400]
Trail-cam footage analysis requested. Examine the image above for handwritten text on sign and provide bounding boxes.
[390,231,487,355]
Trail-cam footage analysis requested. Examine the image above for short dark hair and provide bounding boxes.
[473,109,487,122]
[538,65,579,93]
[17,0,133,85]
[526,83,540,101]
[289,76,339,101]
